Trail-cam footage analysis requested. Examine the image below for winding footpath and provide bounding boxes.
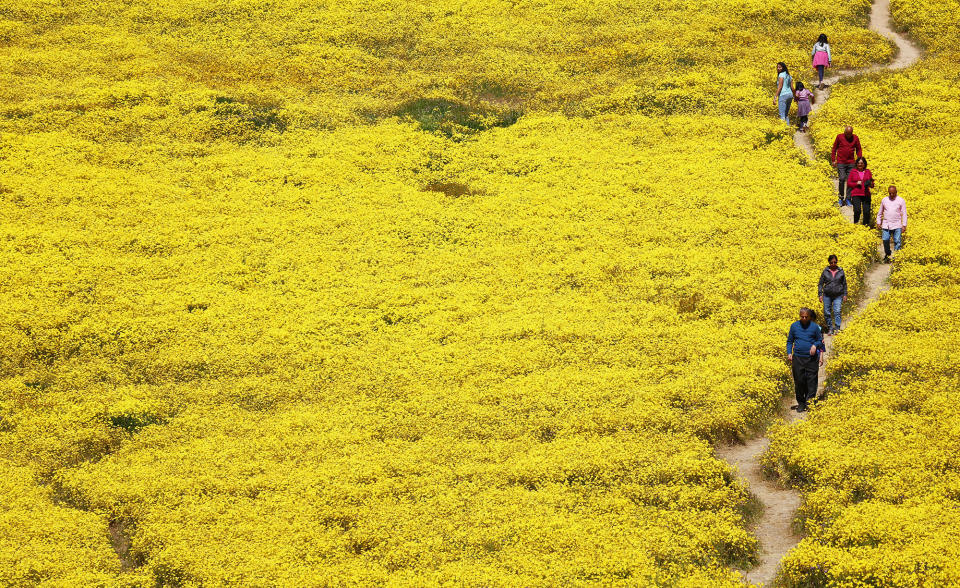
[717,1,922,585]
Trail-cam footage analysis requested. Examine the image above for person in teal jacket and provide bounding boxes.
[776,62,795,123]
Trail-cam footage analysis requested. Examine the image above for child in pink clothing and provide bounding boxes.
[794,82,816,131]
[812,34,832,89]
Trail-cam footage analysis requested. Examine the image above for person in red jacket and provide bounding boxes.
[831,126,863,207]
[846,157,874,226]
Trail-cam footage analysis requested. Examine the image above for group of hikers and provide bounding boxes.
[776,34,833,131]
[780,35,910,412]
[784,256,849,413]
[830,124,908,262]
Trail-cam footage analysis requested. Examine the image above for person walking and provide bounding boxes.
[786,307,825,412]
[831,126,862,207]
[776,62,794,124]
[818,255,847,335]
[812,34,832,89]
[847,157,874,225]
[794,81,815,132]
[876,185,907,263]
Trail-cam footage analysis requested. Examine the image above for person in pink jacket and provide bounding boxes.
[846,157,874,226]
[876,185,907,263]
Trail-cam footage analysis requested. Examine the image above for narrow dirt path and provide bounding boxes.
[795,0,920,160]
[718,1,920,585]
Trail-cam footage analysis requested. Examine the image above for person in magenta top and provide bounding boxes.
[846,157,874,226]
[831,126,862,207]
[876,185,907,263]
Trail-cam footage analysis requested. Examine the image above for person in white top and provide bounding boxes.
[811,34,832,89]
[876,185,907,263]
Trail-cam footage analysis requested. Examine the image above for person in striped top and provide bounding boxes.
[876,185,908,263]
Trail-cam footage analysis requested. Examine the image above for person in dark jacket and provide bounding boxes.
[786,307,825,412]
[818,254,848,335]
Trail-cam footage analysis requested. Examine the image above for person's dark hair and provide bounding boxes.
[828,254,838,263]
[856,156,868,168]
[817,33,828,44]
[799,307,819,322]
[777,61,790,75]
[795,81,805,92]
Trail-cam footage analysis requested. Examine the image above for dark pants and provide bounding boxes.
[798,115,809,128]
[837,163,855,200]
[792,354,819,407]
[852,196,872,225]
[816,65,825,82]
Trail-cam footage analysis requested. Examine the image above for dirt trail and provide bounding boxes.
[794,0,920,159]
[718,1,920,585]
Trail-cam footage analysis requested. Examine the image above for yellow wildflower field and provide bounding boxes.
[766,0,960,584]
[0,0,912,584]
[5,113,876,585]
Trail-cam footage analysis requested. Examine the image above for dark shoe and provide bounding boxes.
[883,255,891,263]
[797,405,808,413]
[790,404,800,410]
